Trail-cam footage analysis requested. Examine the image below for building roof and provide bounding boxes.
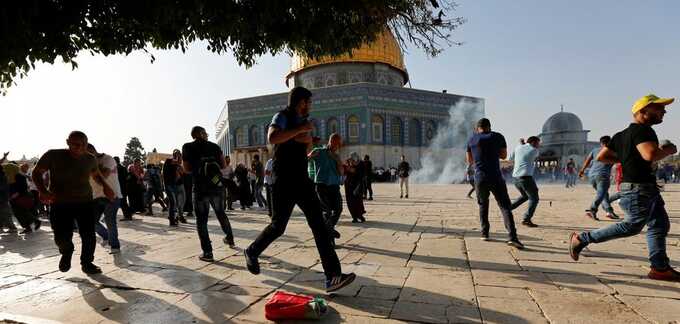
[541,111,584,134]
[289,29,408,79]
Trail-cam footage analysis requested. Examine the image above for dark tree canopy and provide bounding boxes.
[123,137,145,166]
[0,1,464,94]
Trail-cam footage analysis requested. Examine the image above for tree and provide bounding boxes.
[123,137,145,166]
[0,1,464,94]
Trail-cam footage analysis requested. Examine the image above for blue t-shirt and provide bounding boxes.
[271,111,302,130]
[587,147,612,178]
[510,144,539,178]
[467,131,507,182]
[310,146,342,186]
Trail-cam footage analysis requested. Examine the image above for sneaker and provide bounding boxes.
[244,248,260,275]
[186,212,193,217]
[568,232,586,261]
[198,253,214,262]
[59,253,72,272]
[223,237,236,248]
[178,216,188,224]
[521,220,538,228]
[368,197,373,201]
[351,219,359,223]
[480,233,490,241]
[648,267,680,282]
[34,220,42,231]
[19,228,32,234]
[169,219,178,227]
[325,273,357,293]
[109,248,121,254]
[81,263,102,275]
[585,211,599,221]
[605,212,619,220]
[507,239,525,249]
[358,216,366,223]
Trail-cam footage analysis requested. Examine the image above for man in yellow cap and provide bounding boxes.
[569,94,679,281]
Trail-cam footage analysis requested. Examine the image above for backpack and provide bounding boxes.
[195,155,223,192]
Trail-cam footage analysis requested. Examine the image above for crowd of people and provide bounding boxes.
[2,90,679,291]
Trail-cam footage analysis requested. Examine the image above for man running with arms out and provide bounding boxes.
[244,87,355,293]
[182,126,235,262]
[467,118,524,249]
[570,94,679,281]
[509,136,541,227]
[32,131,114,274]
[579,136,619,221]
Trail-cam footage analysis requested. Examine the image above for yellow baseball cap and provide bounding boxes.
[631,94,674,114]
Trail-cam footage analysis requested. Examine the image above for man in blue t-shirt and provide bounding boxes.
[579,136,619,221]
[466,118,523,249]
[509,136,541,227]
[308,133,344,247]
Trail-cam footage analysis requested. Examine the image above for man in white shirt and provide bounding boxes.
[88,144,123,254]
[264,158,273,218]
[509,136,541,227]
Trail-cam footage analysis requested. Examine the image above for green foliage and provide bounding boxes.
[123,137,145,166]
[0,1,463,94]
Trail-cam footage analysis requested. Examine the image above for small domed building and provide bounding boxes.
[537,109,599,167]
[215,30,484,168]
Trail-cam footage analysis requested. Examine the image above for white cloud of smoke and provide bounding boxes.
[411,99,484,184]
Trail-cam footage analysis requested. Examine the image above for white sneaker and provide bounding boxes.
[109,248,121,254]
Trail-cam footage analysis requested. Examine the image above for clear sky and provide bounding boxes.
[2,0,679,161]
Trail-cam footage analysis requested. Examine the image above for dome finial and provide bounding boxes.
[560,104,564,112]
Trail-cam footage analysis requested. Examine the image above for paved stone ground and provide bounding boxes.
[2,183,680,323]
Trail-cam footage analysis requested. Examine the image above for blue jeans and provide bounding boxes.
[165,184,185,219]
[194,192,233,254]
[253,181,266,207]
[94,198,121,249]
[589,176,613,214]
[510,176,539,221]
[579,184,670,269]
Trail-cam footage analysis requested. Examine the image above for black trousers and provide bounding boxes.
[248,178,341,279]
[363,177,373,199]
[265,184,273,217]
[475,178,518,240]
[315,184,343,230]
[49,202,96,265]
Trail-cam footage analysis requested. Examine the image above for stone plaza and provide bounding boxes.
[1,183,680,323]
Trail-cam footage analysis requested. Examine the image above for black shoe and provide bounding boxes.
[368,197,373,201]
[326,273,356,293]
[120,217,133,222]
[351,219,359,223]
[59,253,72,272]
[507,239,525,250]
[19,228,33,234]
[223,237,236,248]
[521,220,538,227]
[480,233,490,241]
[569,232,586,261]
[405,195,408,199]
[332,230,341,239]
[81,263,102,274]
[178,216,187,224]
[244,248,260,275]
[399,195,403,199]
[162,207,168,212]
[169,219,178,227]
[34,220,42,231]
[186,212,193,217]
[358,216,366,223]
[199,253,214,262]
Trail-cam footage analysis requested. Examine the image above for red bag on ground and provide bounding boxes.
[264,291,328,321]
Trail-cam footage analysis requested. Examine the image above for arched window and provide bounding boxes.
[235,127,246,147]
[425,120,437,145]
[371,114,384,144]
[327,117,339,138]
[409,119,422,146]
[310,119,320,138]
[347,115,360,144]
[391,116,403,146]
[249,125,259,146]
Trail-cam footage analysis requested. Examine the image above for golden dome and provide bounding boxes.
[289,29,407,75]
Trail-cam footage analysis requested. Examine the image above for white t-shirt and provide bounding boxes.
[221,165,234,179]
[90,154,123,199]
[264,159,274,185]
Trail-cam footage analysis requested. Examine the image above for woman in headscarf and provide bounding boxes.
[343,152,366,223]
[5,163,40,233]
